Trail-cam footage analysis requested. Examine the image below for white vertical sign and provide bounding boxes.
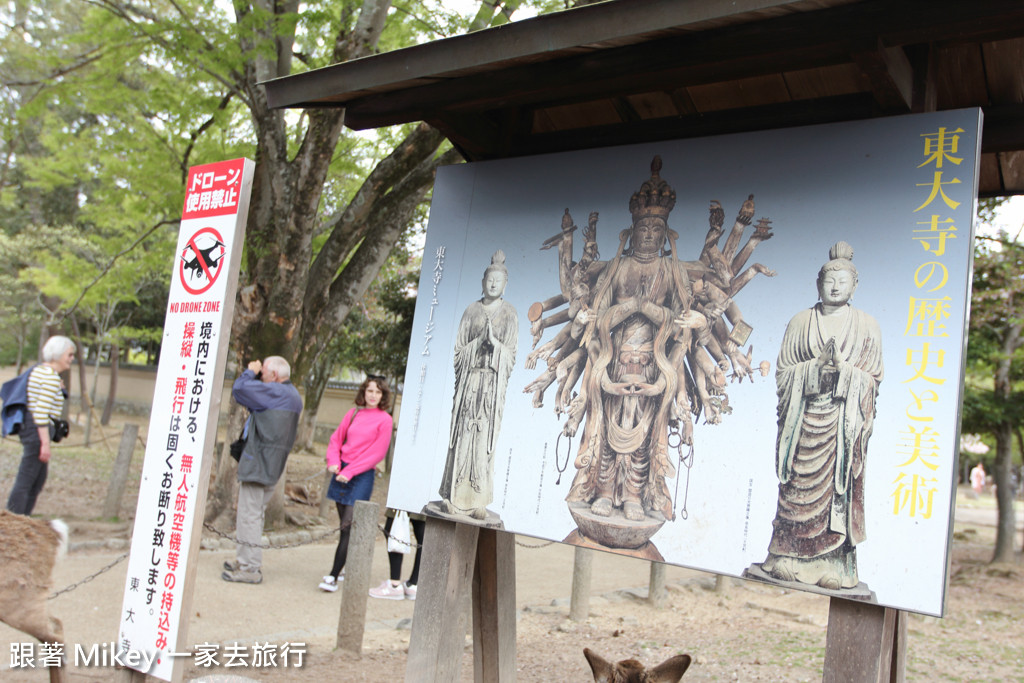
[118,158,254,681]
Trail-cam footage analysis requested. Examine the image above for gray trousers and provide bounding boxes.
[236,481,275,572]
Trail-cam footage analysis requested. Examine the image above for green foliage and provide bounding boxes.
[334,253,420,385]
[977,196,1008,226]
[962,216,1024,465]
[0,0,568,379]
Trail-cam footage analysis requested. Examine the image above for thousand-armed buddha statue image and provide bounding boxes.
[524,156,777,558]
[747,241,883,595]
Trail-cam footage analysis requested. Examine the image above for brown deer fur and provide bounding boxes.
[584,647,692,683]
[0,510,67,683]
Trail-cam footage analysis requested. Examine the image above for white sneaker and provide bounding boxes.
[404,583,417,601]
[368,579,405,600]
[318,575,339,592]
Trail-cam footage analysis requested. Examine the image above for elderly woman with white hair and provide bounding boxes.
[6,335,75,515]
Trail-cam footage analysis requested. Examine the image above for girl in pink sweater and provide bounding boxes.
[318,376,393,592]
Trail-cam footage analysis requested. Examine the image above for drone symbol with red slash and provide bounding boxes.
[179,227,226,295]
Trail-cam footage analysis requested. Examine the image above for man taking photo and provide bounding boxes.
[222,356,303,584]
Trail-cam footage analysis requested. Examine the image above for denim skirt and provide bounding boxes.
[326,468,374,505]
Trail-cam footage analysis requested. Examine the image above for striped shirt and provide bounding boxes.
[27,365,65,425]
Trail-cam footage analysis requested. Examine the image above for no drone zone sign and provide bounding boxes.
[120,157,254,681]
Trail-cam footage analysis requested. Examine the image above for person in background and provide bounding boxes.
[5,336,75,515]
[222,356,303,584]
[368,509,426,600]
[319,375,393,592]
[970,462,987,495]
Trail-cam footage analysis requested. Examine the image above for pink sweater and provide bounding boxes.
[325,407,393,481]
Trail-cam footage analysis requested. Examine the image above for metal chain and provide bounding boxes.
[49,552,129,600]
[202,521,344,549]
[379,522,421,550]
[201,518,425,551]
[49,514,555,600]
[296,469,327,483]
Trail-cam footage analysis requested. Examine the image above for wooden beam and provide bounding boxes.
[907,44,937,113]
[263,0,813,109]
[429,112,506,161]
[284,0,1024,131]
[440,99,1020,164]
[502,94,880,161]
[853,41,914,112]
[980,104,1024,152]
[267,0,1024,118]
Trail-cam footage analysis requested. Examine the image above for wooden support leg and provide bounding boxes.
[472,528,517,682]
[406,517,481,683]
[569,546,593,621]
[648,561,666,608]
[888,610,907,683]
[823,598,907,683]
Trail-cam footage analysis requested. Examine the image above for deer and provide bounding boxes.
[0,510,68,683]
[584,647,692,683]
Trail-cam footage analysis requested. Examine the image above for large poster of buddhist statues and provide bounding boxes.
[389,109,982,617]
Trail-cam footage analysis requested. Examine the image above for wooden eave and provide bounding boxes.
[263,0,1024,196]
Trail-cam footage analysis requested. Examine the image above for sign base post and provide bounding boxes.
[406,517,517,682]
[823,597,906,682]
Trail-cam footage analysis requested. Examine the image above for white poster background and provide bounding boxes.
[119,158,254,681]
[388,110,982,617]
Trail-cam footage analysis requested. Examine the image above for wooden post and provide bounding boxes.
[472,528,517,682]
[569,546,593,621]
[406,517,481,682]
[336,499,378,653]
[102,424,139,519]
[318,470,333,519]
[648,561,666,608]
[823,598,907,683]
[114,668,146,683]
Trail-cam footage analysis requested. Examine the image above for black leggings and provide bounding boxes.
[329,502,355,578]
[382,515,425,586]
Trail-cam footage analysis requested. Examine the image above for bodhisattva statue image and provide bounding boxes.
[525,156,777,558]
[746,241,883,594]
[430,250,519,526]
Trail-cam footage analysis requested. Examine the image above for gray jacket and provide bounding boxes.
[232,369,303,486]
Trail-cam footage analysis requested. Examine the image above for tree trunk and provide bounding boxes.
[991,325,1020,563]
[69,315,90,424]
[15,331,24,374]
[991,420,1017,562]
[264,464,287,529]
[297,353,333,452]
[205,0,439,525]
[205,398,247,525]
[101,342,118,425]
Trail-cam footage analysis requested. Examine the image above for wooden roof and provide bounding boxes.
[263,0,1024,197]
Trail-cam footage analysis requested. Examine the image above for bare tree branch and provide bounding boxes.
[58,219,177,322]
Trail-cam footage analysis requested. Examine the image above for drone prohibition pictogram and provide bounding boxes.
[179,227,226,295]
